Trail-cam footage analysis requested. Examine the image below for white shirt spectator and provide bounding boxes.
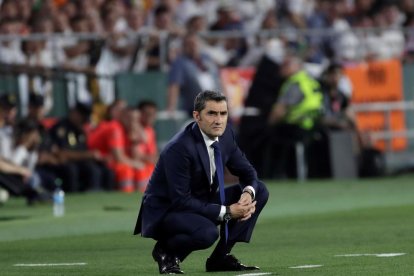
[285,0,315,18]
[0,126,13,160]
[0,43,25,64]
[381,29,405,59]
[11,146,38,171]
[175,0,218,27]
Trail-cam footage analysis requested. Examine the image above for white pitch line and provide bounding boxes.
[335,253,406,258]
[235,273,272,276]
[14,263,87,267]
[375,253,406,257]
[289,264,323,269]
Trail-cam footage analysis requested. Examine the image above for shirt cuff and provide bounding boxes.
[218,205,226,221]
[243,186,255,200]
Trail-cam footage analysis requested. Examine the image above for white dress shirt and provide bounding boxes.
[199,130,256,221]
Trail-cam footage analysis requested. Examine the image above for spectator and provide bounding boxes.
[11,119,41,176]
[0,94,49,204]
[209,3,248,67]
[0,0,19,21]
[87,106,146,193]
[403,13,414,63]
[19,17,59,117]
[136,100,158,192]
[237,9,281,67]
[16,0,33,23]
[266,56,323,178]
[167,34,219,116]
[0,93,18,162]
[105,99,127,121]
[186,14,207,36]
[186,14,229,67]
[146,4,184,71]
[277,0,316,29]
[319,64,356,131]
[48,102,115,192]
[26,93,47,123]
[305,0,331,63]
[238,38,285,178]
[78,0,105,34]
[378,3,405,59]
[25,93,71,192]
[63,15,96,105]
[0,156,41,205]
[210,2,243,31]
[175,0,218,27]
[122,6,149,72]
[96,6,148,95]
[400,0,414,19]
[59,0,77,22]
[11,119,57,194]
[0,18,26,65]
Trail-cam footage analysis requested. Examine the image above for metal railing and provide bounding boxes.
[352,101,414,152]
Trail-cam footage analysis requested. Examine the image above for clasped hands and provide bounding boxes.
[229,192,256,222]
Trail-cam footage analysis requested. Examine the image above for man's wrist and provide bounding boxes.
[242,189,254,200]
[243,186,255,200]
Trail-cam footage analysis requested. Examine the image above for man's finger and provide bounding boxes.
[239,214,252,221]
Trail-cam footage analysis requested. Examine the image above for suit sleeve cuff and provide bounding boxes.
[243,186,255,200]
[218,205,226,221]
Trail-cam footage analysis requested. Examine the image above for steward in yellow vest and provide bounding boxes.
[268,57,322,130]
[279,70,323,129]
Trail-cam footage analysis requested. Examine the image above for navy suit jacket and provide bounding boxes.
[134,122,259,238]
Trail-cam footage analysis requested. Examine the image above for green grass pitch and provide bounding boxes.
[1,175,414,275]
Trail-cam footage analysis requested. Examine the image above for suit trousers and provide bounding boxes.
[159,181,269,261]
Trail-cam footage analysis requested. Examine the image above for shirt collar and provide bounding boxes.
[199,129,218,148]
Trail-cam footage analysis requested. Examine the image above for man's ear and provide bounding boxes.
[193,111,200,121]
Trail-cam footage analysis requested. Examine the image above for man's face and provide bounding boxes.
[193,100,228,139]
[2,107,17,125]
[121,109,141,132]
[28,106,45,121]
[140,106,157,127]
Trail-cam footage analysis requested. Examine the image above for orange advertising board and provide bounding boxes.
[344,59,407,151]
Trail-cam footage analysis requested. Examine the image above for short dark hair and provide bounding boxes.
[28,93,44,107]
[325,63,343,75]
[14,119,39,141]
[73,102,92,119]
[0,93,17,109]
[137,100,157,110]
[194,90,227,112]
[154,4,169,17]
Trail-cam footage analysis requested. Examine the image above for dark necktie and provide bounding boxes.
[211,141,228,242]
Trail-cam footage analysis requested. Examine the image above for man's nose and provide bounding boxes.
[215,115,224,123]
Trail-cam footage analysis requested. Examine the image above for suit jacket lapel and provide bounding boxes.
[191,123,211,183]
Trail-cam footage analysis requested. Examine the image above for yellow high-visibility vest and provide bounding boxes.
[280,70,323,129]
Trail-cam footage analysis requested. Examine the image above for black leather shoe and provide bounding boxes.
[164,256,184,274]
[152,242,184,274]
[206,254,259,272]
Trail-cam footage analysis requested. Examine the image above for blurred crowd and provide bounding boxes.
[0,92,158,205]
[1,0,414,72]
[0,0,413,110]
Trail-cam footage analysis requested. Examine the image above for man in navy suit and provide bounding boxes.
[134,90,269,274]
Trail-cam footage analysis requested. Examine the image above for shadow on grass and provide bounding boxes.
[103,206,126,211]
[0,215,31,222]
